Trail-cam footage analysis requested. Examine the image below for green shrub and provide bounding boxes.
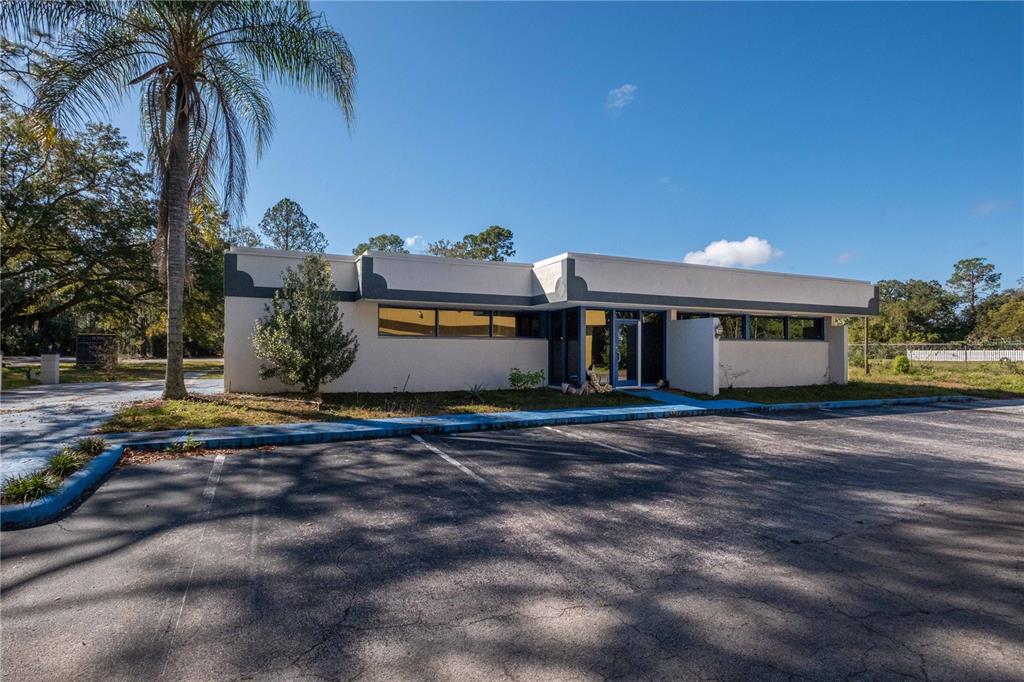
[509,367,544,390]
[2,472,57,504]
[164,433,203,454]
[74,437,108,458]
[892,355,911,374]
[466,383,486,403]
[48,446,85,478]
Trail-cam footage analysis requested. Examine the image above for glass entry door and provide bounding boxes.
[612,319,640,387]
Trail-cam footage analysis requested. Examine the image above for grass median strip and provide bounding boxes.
[1,359,223,390]
[98,388,656,434]
[1,437,108,505]
[675,361,1024,404]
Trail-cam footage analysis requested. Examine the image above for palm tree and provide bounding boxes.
[1,1,355,398]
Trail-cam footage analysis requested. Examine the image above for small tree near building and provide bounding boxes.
[251,255,358,400]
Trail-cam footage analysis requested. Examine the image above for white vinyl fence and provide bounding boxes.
[907,348,1024,362]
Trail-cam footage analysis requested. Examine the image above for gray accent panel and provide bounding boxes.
[224,253,359,301]
[566,257,878,316]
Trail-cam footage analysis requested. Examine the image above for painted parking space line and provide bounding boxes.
[163,453,227,664]
[542,426,657,463]
[411,434,489,485]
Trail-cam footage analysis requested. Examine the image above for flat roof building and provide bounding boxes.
[224,248,877,395]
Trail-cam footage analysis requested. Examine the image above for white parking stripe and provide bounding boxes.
[542,426,656,463]
[411,434,488,484]
[202,454,226,499]
[164,453,227,666]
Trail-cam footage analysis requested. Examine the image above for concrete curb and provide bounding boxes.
[2,393,972,529]
[1,445,125,530]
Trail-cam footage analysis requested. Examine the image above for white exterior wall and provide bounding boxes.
[828,323,848,385]
[224,297,547,394]
[718,340,832,388]
[370,252,541,299]
[666,318,719,395]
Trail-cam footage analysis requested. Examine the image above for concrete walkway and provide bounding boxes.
[0,377,222,482]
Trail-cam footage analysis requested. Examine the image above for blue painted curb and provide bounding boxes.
[1,445,125,530]
[1,393,973,529]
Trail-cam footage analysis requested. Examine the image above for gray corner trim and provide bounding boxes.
[372,289,550,306]
[565,258,589,301]
[224,253,359,301]
[359,256,390,299]
[867,286,880,315]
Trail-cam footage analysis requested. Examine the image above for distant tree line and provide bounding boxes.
[0,103,520,358]
[842,258,1023,343]
[352,225,516,262]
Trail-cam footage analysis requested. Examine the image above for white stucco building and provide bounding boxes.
[223,248,877,396]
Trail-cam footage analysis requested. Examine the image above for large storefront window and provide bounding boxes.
[438,310,491,337]
[379,306,543,338]
[379,307,437,336]
[584,309,612,384]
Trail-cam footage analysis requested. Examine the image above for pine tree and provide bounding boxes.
[251,255,358,398]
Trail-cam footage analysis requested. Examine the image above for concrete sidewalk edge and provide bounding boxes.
[1,445,126,529]
[1,393,972,529]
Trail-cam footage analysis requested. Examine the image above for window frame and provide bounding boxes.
[377,305,545,339]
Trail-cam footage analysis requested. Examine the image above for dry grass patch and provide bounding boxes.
[118,444,277,467]
[679,360,1024,404]
[99,388,655,434]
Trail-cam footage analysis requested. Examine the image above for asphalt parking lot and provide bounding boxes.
[3,401,1023,681]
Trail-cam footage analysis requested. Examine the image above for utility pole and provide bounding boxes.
[864,316,870,375]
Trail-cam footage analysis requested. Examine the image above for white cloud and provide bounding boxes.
[404,234,426,251]
[973,199,1010,217]
[606,84,637,113]
[657,176,684,193]
[683,236,783,268]
[836,250,858,264]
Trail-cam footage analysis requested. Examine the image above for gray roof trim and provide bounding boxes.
[360,255,554,306]
[565,258,879,316]
[227,253,878,315]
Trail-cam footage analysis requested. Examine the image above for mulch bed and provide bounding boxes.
[118,444,277,467]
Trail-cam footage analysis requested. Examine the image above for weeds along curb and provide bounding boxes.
[1,445,125,530]
[1,393,973,530]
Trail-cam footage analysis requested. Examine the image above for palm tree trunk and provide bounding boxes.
[163,83,191,399]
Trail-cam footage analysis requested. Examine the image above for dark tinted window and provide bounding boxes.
[789,317,824,340]
[493,311,542,338]
[641,311,665,384]
[718,315,745,339]
[749,316,785,340]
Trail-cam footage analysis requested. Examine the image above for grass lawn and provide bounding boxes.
[98,388,655,433]
[680,360,1024,404]
[1,358,223,390]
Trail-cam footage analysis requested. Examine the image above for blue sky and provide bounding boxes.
[110,1,1022,286]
